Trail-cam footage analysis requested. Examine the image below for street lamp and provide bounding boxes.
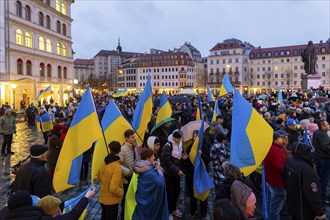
[73,79,78,95]
[12,84,17,110]
[73,79,78,85]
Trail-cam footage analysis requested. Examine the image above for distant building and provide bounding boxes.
[73,58,94,83]
[1,0,74,108]
[249,40,330,93]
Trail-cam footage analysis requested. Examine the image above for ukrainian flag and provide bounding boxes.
[124,173,138,220]
[206,85,215,102]
[36,85,52,100]
[91,99,133,185]
[219,73,233,97]
[278,88,284,104]
[211,99,221,122]
[196,95,203,120]
[151,91,174,134]
[63,187,92,220]
[113,88,129,98]
[189,119,214,201]
[37,112,53,133]
[230,89,273,176]
[53,86,102,192]
[132,74,153,146]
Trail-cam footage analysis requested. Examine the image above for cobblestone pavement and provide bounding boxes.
[1,123,329,219]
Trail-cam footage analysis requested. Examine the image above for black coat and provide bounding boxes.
[13,158,51,198]
[312,129,330,159]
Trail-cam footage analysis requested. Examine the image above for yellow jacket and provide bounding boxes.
[98,154,124,205]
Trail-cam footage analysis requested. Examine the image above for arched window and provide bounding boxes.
[62,45,67,57]
[57,66,62,78]
[39,12,44,26]
[39,37,45,51]
[46,15,51,29]
[62,24,66,35]
[47,64,52,78]
[16,29,23,45]
[40,63,45,77]
[46,39,52,52]
[26,60,32,76]
[25,32,32,48]
[56,0,61,12]
[56,43,61,55]
[16,1,22,17]
[61,2,66,15]
[17,58,23,74]
[25,5,31,21]
[63,67,67,79]
[56,20,61,33]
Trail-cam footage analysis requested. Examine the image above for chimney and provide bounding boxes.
[320,40,323,44]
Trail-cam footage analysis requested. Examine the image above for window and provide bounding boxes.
[322,72,326,77]
[322,64,326,69]
[25,5,31,21]
[47,64,52,77]
[280,51,284,56]
[57,66,62,78]
[286,50,290,55]
[274,51,279,56]
[26,60,32,76]
[46,16,51,29]
[39,12,44,26]
[46,39,52,52]
[25,32,32,48]
[56,0,61,11]
[62,45,67,56]
[40,63,45,77]
[16,1,22,17]
[293,49,298,55]
[275,74,278,78]
[56,21,61,33]
[39,37,45,50]
[210,60,213,65]
[45,0,50,5]
[268,67,271,71]
[61,3,67,15]
[63,67,67,79]
[16,29,23,45]
[56,43,61,55]
[62,24,66,35]
[235,58,239,63]
[17,58,23,74]
[322,56,326,60]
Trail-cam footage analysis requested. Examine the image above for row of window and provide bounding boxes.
[16,58,67,79]
[16,29,68,56]
[141,67,194,73]
[139,82,179,87]
[250,47,327,58]
[210,57,246,65]
[140,55,187,62]
[16,1,67,35]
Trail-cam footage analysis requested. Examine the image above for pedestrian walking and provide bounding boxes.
[0,109,16,156]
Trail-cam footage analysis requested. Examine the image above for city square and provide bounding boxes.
[1,0,330,219]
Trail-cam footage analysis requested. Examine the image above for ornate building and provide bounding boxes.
[0,0,74,109]
[73,58,94,83]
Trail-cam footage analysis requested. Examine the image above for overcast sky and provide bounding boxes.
[71,0,330,59]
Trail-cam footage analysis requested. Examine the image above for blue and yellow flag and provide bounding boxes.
[132,74,153,146]
[206,85,215,102]
[91,99,133,185]
[124,173,138,220]
[63,187,92,220]
[151,91,174,134]
[36,85,52,100]
[278,88,284,104]
[189,119,214,201]
[230,89,273,176]
[196,95,203,120]
[219,73,233,97]
[53,86,102,192]
[211,99,221,122]
[37,112,53,133]
[261,164,268,219]
[113,88,129,98]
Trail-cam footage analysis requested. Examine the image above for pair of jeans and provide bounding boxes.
[1,134,13,154]
[267,184,286,220]
[316,157,330,201]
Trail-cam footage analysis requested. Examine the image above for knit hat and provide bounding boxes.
[307,123,319,134]
[37,195,62,216]
[7,191,32,210]
[286,118,297,126]
[30,145,48,157]
[273,131,288,140]
[109,141,121,154]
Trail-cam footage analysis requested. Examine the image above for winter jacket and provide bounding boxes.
[284,144,326,220]
[0,115,16,135]
[160,135,183,177]
[312,129,330,159]
[46,134,63,169]
[13,158,51,198]
[118,142,137,184]
[98,154,124,205]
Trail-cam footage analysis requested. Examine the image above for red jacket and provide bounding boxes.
[264,143,288,188]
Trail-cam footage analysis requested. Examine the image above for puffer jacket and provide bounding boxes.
[118,142,136,184]
[0,115,16,135]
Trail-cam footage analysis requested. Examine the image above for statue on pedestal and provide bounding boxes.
[301,41,317,75]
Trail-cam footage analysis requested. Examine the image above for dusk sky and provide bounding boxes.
[71,1,330,59]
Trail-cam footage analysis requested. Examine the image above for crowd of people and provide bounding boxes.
[0,87,330,220]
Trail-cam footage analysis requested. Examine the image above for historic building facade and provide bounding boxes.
[1,0,74,109]
[73,58,94,83]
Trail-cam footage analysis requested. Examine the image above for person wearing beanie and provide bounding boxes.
[98,141,126,220]
[160,129,187,218]
[132,148,169,220]
[0,108,16,156]
[284,143,326,220]
[284,117,301,151]
[12,144,51,198]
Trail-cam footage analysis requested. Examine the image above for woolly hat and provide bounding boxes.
[30,145,48,157]
[307,123,319,134]
[37,195,62,216]
[8,191,32,210]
